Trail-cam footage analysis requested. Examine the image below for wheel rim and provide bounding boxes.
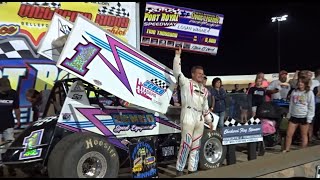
[204,138,223,164]
[76,151,107,178]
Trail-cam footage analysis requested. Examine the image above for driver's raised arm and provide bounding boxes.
[173,47,189,87]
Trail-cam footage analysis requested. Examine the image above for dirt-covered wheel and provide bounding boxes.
[199,130,226,170]
[47,133,119,178]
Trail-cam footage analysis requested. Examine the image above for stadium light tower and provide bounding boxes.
[271,15,288,72]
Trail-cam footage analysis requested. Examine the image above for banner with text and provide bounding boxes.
[222,124,263,145]
[141,2,224,55]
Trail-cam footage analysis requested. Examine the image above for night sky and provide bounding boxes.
[139,1,320,77]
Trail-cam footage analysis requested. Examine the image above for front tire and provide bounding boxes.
[48,133,119,178]
[199,130,226,170]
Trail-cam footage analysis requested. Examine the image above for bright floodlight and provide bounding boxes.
[271,15,288,22]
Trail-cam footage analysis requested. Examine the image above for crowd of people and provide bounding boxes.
[171,67,320,154]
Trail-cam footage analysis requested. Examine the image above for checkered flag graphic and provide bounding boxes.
[145,6,191,17]
[145,7,162,13]
[164,8,180,14]
[0,40,36,59]
[98,2,129,18]
[21,2,61,9]
[87,2,109,5]
[224,117,241,127]
[150,79,169,90]
[244,117,261,125]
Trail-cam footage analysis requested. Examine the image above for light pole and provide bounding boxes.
[271,15,288,72]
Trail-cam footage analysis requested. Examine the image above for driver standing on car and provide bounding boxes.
[173,47,213,176]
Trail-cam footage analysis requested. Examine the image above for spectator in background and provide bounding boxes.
[210,78,227,128]
[202,75,207,86]
[0,78,20,176]
[250,72,270,88]
[267,70,290,101]
[231,84,245,93]
[313,69,320,139]
[288,70,308,100]
[287,70,319,142]
[245,83,252,93]
[315,68,320,83]
[247,77,266,117]
[289,70,300,89]
[220,85,228,93]
[308,70,320,142]
[309,70,320,91]
[283,77,315,153]
[26,89,51,122]
[250,72,270,101]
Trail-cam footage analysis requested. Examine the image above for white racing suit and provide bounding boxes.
[173,54,212,172]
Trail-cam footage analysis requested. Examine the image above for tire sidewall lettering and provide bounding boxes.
[85,138,117,158]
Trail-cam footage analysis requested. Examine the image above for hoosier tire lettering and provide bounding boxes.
[85,138,116,157]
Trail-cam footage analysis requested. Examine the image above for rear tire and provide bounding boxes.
[199,130,226,170]
[48,133,119,178]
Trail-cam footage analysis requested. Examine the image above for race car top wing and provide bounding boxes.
[55,14,176,114]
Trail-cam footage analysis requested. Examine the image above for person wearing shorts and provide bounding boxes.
[283,77,315,153]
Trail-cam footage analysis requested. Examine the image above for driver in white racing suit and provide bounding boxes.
[173,47,213,175]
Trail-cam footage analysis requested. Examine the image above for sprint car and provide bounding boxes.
[0,78,226,178]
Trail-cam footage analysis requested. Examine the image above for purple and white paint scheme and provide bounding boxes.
[56,14,176,114]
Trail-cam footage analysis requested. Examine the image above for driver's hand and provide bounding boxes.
[175,47,182,56]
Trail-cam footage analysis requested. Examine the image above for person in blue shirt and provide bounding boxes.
[210,78,226,128]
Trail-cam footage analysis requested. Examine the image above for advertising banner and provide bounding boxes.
[141,2,224,55]
[57,15,176,114]
[0,2,139,48]
[0,2,139,125]
[222,118,263,145]
[129,140,158,178]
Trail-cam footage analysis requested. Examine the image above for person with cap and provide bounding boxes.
[266,70,291,101]
[0,77,20,176]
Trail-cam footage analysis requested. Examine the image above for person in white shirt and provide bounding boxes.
[267,70,291,101]
[283,77,315,153]
[308,70,320,91]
